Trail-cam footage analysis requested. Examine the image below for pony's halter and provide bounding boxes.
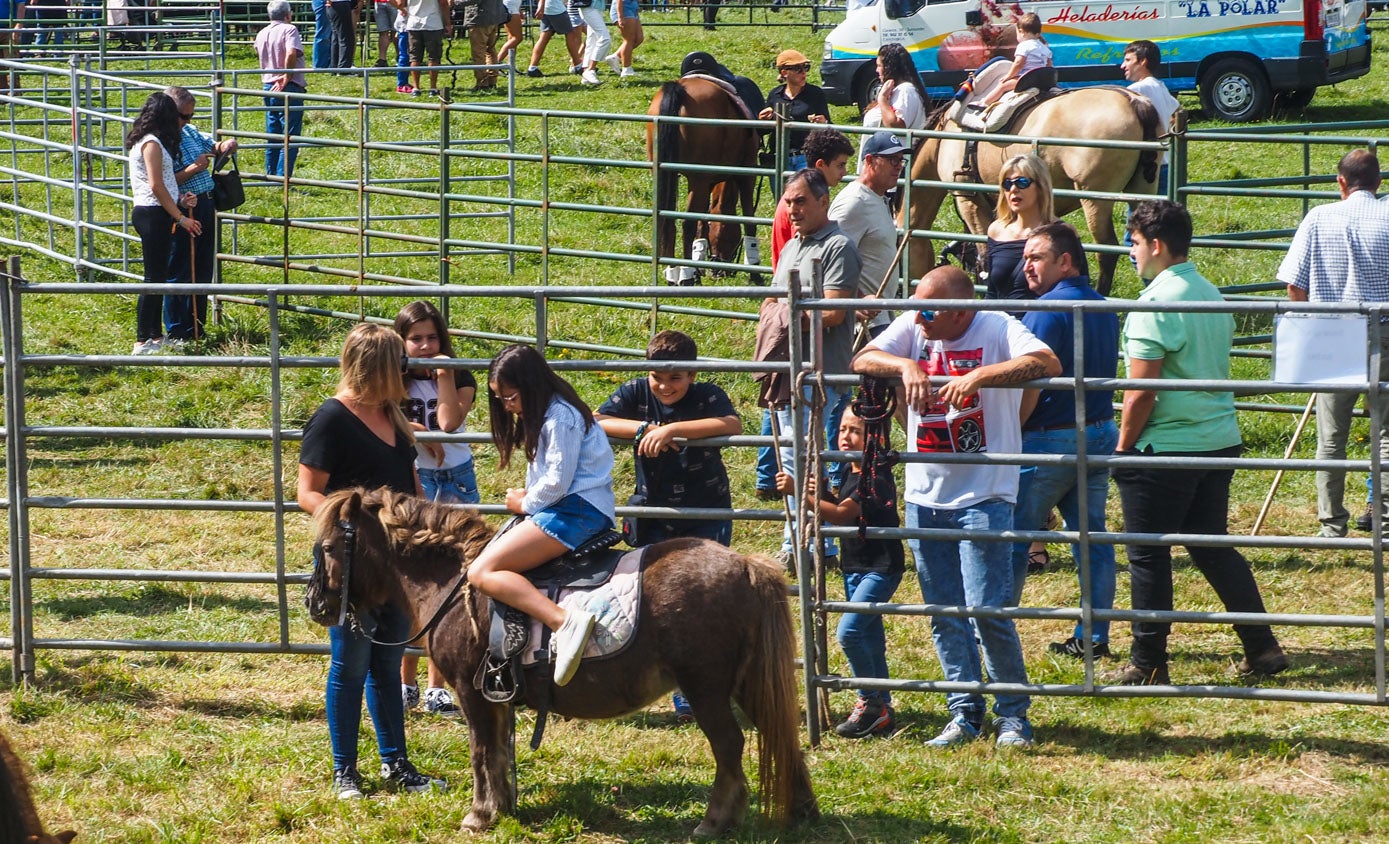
[335,518,357,629]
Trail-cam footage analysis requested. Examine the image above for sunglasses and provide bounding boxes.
[179,111,195,122]
[1001,176,1034,191]
[777,64,811,73]
[915,310,937,324]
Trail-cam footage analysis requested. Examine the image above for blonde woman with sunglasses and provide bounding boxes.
[983,154,1056,301]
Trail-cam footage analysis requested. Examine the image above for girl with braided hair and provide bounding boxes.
[297,323,445,800]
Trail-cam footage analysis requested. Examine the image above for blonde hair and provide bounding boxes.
[336,323,415,444]
[994,154,1055,228]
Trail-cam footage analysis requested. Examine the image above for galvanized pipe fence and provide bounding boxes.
[3,61,1389,736]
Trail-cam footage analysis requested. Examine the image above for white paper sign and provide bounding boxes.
[1273,313,1368,385]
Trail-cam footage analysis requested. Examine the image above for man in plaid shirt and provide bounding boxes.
[1279,149,1389,537]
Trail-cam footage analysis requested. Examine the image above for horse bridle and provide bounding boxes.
[325,516,473,649]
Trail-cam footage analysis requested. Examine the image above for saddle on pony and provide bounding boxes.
[953,59,1061,133]
[474,524,646,711]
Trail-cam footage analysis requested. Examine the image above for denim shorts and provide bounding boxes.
[372,3,394,30]
[531,493,613,550]
[419,460,480,505]
[611,0,638,19]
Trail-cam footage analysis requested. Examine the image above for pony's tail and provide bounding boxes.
[738,555,818,827]
[1127,90,1161,187]
[654,81,686,218]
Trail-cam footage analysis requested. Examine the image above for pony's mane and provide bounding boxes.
[317,487,494,565]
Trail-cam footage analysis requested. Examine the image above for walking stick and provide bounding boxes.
[1250,394,1316,536]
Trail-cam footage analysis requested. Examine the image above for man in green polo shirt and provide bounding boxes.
[1111,199,1287,686]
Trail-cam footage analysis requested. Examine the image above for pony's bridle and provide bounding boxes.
[321,518,357,629]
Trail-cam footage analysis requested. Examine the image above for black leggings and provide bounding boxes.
[132,204,174,342]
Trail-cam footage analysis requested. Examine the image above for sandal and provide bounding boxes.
[1027,547,1050,574]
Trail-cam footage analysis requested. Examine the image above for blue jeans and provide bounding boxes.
[326,604,409,770]
[420,460,480,504]
[775,382,849,555]
[1010,420,1118,643]
[264,82,305,177]
[396,29,410,88]
[907,498,1030,720]
[163,192,216,341]
[839,569,902,705]
[756,409,777,491]
[311,0,333,69]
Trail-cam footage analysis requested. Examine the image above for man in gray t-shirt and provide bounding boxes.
[830,131,905,336]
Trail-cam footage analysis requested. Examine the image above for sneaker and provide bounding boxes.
[428,88,440,98]
[993,716,1035,748]
[332,765,363,800]
[380,757,446,793]
[1237,643,1289,677]
[423,686,462,718]
[672,691,694,723]
[1318,523,1348,538]
[581,68,601,86]
[162,337,186,353]
[1048,637,1113,660]
[619,67,637,79]
[132,338,161,355]
[925,714,983,748]
[834,697,894,739]
[569,64,582,75]
[1112,663,1170,685]
[605,53,621,74]
[551,608,596,686]
[402,683,420,711]
[410,88,422,98]
[1356,507,1375,532]
[774,550,795,577]
[525,67,543,78]
[373,58,387,68]
[396,84,415,95]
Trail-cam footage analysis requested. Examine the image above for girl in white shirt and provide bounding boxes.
[980,13,1053,107]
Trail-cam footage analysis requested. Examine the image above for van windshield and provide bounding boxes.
[883,0,927,20]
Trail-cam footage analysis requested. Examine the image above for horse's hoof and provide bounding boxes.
[692,820,722,840]
[461,811,496,833]
[750,272,766,286]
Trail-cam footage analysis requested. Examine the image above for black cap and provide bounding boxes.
[681,51,725,78]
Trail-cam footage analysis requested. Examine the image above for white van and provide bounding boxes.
[820,0,1371,122]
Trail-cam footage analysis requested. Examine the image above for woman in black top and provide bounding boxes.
[297,323,443,800]
[758,48,831,171]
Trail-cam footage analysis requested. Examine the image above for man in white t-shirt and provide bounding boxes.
[829,130,905,338]
[1122,40,1180,191]
[853,265,1059,750]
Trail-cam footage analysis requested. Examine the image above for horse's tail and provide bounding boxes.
[738,554,817,827]
[653,81,687,218]
[1125,89,1162,187]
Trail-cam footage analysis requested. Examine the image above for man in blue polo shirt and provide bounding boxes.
[1013,221,1120,659]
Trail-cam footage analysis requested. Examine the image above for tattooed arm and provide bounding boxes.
[936,349,1061,410]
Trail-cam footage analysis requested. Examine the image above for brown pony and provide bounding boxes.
[904,87,1161,296]
[646,77,760,282]
[0,728,77,844]
[307,488,817,838]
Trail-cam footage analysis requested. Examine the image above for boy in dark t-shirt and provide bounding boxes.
[776,404,904,739]
[596,330,741,547]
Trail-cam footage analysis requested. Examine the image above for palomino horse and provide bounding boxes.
[904,87,1161,296]
[307,488,817,838]
[0,728,77,844]
[647,77,760,283]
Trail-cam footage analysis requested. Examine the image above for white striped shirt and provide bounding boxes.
[1278,190,1389,304]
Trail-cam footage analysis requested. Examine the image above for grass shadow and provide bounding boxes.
[1042,717,1389,765]
[40,585,274,620]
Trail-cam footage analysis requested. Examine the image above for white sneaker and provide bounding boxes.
[551,608,596,686]
[619,67,637,79]
[423,686,463,718]
[162,337,186,352]
[581,68,601,86]
[132,339,161,355]
[605,53,621,75]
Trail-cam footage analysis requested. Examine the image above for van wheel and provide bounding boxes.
[1199,58,1272,122]
[854,68,882,115]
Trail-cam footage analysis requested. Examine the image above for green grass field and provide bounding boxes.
[2,13,1389,842]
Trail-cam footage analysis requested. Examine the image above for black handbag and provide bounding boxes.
[211,152,246,211]
[621,490,649,548]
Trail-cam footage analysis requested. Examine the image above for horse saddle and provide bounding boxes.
[681,72,756,121]
[475,530,645,705]
[953,63,1062,134]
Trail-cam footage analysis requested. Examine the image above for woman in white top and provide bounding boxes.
[862,43,926,133]
[125,92,201,355]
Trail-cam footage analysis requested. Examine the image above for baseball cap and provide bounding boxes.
[775,49,811,69]
[681,51,724,77]
[862,131,910,158]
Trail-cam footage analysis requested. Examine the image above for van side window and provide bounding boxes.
[884,0,928,20]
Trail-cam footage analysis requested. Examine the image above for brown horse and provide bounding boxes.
[307,488,817,838]
[904,87,1161,296]
[0,728,77,844]
[647,77,760,283]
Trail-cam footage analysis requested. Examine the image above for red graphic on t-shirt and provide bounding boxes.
[916,348,987,454]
